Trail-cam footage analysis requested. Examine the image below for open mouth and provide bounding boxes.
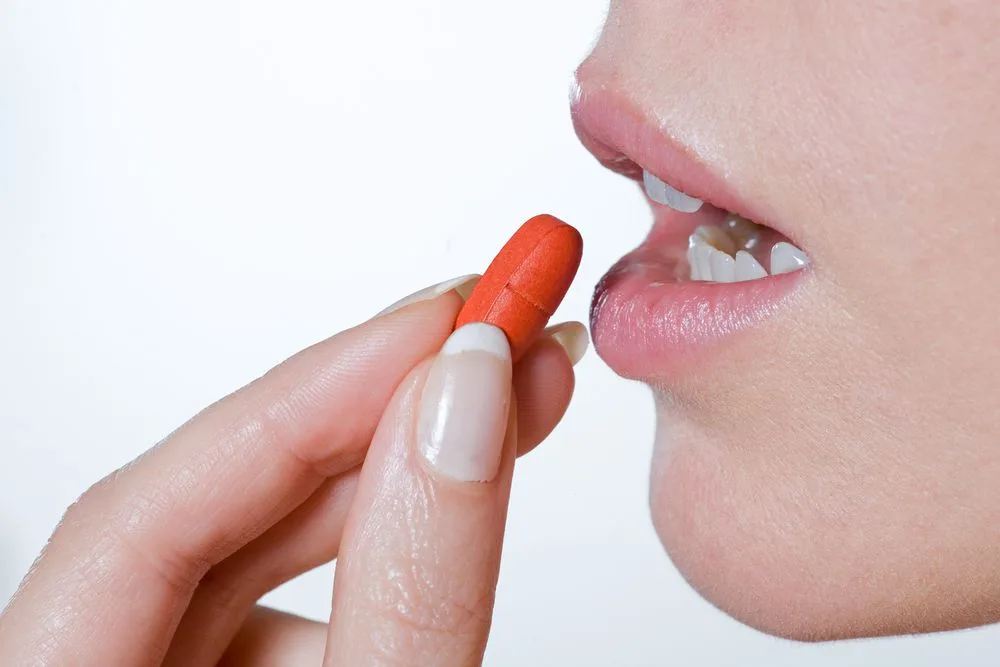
[570,83,811,378]
[642,170,809,283]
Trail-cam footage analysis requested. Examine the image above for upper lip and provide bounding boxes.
[570,79,791,243]
[570,76,812,376]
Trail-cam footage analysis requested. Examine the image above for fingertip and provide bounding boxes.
[543,321,590,366]
[374,274,481,319]
[453,274,482,303]
[417,323,512,483]
[512,337,576,456]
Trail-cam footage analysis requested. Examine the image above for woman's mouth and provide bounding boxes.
[571,85,811,380]
[641,170,809,283]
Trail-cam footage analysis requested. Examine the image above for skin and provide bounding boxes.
[578,0,1000,641]
[3,2,998,662]
[0,284,581,666]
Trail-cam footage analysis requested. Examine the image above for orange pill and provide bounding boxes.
[456,214,583,362]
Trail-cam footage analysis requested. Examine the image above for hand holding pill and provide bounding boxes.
[0,215,586,666]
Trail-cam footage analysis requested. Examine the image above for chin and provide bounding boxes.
[645,396,1000,642]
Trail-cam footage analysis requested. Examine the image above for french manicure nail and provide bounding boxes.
[377,274,480,318]
[418,323,512,482]
[545,322,590,366]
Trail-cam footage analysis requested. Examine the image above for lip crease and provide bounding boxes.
[572,82,809,380]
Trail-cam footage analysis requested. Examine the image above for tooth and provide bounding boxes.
[693,225,737,256]
[734,251,768,281]
[770,242,810,275]
[643,169,704,213]
[693,241,714,282]
[686,245,704,281]
[709,249,736,283]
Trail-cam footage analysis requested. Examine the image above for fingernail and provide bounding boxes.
[418,323,512,482]
[545,322,590,366]
[377,274,480,318]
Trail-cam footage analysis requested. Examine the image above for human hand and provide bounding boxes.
[0,274,587,666]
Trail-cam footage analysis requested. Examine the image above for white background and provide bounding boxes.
[2,2,998,664]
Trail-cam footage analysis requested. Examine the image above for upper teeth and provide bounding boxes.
[643,169,704,213]
[686,220,808,283]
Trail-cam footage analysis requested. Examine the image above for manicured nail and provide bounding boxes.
[418,323,512,482]
[545,321,590,366]
[377,275,480,317]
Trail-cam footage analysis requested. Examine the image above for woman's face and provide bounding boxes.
[574,1,1000,640]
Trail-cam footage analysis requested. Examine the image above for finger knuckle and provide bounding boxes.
[56,473,114,536]
[106,494,209,595]
[58,473,208,597]
[261,389,368,478]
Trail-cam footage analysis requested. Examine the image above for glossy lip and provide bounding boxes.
[572,82,809,380]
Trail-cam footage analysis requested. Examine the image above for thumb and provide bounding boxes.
[323,323,517,666]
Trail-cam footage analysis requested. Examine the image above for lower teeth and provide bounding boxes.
[687,215,809,283]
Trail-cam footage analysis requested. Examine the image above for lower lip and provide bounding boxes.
[589,204,808,380]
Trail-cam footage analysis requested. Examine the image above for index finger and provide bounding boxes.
[0,275,477,667]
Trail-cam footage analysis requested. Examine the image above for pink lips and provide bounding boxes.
[573,85,809,380]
